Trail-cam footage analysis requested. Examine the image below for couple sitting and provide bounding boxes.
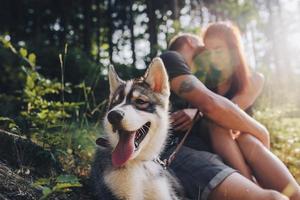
[160,22,300,200]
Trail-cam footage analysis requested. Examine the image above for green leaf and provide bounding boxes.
[41,186,52,199]
[37,110,48,120]
[53,182,82,191]
[33,178,51,187]
[28,53,37,66]
[56,174,80,184]
[26,76,35,89]
[19,47,28,58]
[101,43,109,50]
[0,117,14,123]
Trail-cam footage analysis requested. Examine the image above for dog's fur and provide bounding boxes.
[90,58,183,200]
[91,58,182,200]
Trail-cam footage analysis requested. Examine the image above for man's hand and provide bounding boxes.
[170,74,270,145]
[171,108,199,131]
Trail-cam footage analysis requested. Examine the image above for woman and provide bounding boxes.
[203,22,267,180]
[171,22,300,199]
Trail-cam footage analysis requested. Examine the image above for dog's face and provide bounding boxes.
[104,58,170,168]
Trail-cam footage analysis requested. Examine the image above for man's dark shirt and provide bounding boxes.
[160,51,212,152]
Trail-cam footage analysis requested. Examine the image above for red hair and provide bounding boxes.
[203,22,250,95]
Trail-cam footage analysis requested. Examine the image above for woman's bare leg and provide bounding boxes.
[237,133,300,200]
[210,124,253,180]
[208,172,289,200]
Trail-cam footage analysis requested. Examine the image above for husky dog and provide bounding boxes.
[91,58,183,200]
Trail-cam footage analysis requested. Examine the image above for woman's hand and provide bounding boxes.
[230,129,241,140]
[171,108,199,132]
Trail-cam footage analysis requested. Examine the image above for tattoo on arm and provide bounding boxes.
[178,79,196,95]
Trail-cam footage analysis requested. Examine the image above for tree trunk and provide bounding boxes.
[170,0,179,20]
[107,0,114,64]
[275,0,291,84]
[129,0,136,66]
[250,24,258,68]
[146,0,158,60]
[199,0,204,26]
[265,0,279,74]
[96,0,102,63]
[82,0,93,55]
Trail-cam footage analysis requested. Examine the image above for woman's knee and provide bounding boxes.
[238,132,267,146]
[238,131,270,148]
[263,190,289,200]
[237,134,269,162]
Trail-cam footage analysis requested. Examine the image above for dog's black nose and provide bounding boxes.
[107,110,124,125]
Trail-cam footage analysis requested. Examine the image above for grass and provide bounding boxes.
[254,106,300,183]
[271,117,300,183]
[57,105,300,183]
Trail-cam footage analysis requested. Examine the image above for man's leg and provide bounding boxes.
[236,134,300,200]
[208,172,288,200]
[169,146,237,200]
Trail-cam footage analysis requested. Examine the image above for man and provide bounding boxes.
[160,33,288,200]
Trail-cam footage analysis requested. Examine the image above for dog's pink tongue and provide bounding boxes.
[112,132,135,167]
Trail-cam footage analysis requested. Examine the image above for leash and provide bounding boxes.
[95,110,201,169]
[162,110,201,168]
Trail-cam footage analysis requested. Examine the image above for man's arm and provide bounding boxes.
[170,74,269,146]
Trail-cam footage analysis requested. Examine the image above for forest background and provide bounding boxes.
[0,0,300,199]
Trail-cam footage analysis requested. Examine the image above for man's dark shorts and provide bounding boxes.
[169,146,236,200]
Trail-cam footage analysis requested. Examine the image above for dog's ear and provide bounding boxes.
[144,57,170,95]
[108,65,124,96]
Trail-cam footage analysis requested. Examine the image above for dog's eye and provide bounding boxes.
[135,98,150,109]
[135,98,147,105]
